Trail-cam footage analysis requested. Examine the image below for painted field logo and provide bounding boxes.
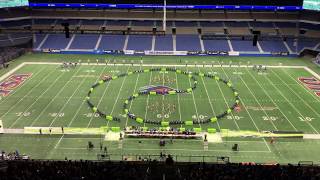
[0,74,32,96]
[298,77,320,97]
[139,85,176,94]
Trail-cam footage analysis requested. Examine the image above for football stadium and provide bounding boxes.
[0,0,320,179]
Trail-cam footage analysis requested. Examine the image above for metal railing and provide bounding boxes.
[97,153,230,163]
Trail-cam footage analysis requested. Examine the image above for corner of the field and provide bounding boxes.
[303,66,320,80]
[0,62,27,82]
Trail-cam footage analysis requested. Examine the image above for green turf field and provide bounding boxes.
[0,53,320,164]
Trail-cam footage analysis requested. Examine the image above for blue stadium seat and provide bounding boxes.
[33,34,46,48]
[69,34,99,50]
[286,38,319,52]
[98,35,126,50]
[203,39,230,51]
[231,40,259,52]
[259,39,288,52]
[41,34,70,49]
[127,35,152,51]
[176,35,201,51]
[155,35,173,51]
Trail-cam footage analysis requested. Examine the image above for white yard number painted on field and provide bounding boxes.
[84,113,99,118]
[49,113,64,117]
[16,112,31,117]
[192,115,208,120]
[157,114,170,119]
[227,115,243,120]
[262,116,278,121]
[299,116,314,122]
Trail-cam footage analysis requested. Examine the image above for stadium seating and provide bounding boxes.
[155,35,173,51]
[200,21,225,35]
[34,34,46,49]
[98,35,126,51]
[231,39,260,52]
[259,39,288,52]
[131,20,154,26]
[0,33,32,48]
[176,34,201,51]
[80,20,105,31]
[131,20,154,31]
[203,39,230,51]
[17,17,319,54]
[40,34,71,49]
[33,19,56,25]
[127,35,153,51]
[175,21,198,27]
[286,38,319,52]
[0,19,31,28]
[69,34,100,50]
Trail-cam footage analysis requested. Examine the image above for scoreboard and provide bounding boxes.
[28,0,303,6]
[303,0,320,11]
[28,0,304,10]
[0,0,29,8]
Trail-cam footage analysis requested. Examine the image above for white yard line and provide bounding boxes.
[197,66,221,130]
[67,65,107,127]
[186,66,201,129]
[54,134,64,149]
[125,66,142,127]
[236,69,278,130]
[106,67,131,128]
[30,66,83,127]
[22,62,309,69]
[53,65,99,149]
[144,67,153,123]
[270,68,320,118]
[263,71,319,134]
[49,66,90,127]
[245,68,298,131]
[86,66,121,128]
[304,67,320,81]
[217,64,271,152]
[174,68,182,123]
[214,63,240,130]
[161,71,165,121]
[8,68,65,128]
